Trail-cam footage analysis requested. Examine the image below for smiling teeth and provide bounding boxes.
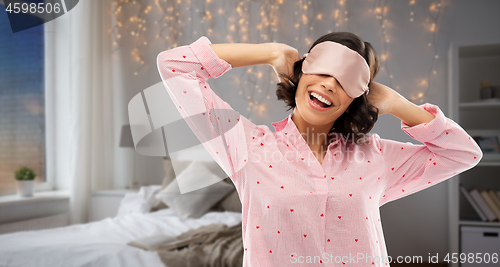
[310,92,332,106]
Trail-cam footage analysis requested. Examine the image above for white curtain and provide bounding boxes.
[49,0,115,224]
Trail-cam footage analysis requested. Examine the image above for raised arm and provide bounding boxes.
[376,101,483,207]
[156,36,276,190]
[210,41,300,82]
[390,96,436,127]
[209,42,279,68]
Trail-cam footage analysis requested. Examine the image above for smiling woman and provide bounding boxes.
[309,89,334,108]
[275,32,380,145]
[154,34,483,267]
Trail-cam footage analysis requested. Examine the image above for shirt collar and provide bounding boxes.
[271,109,345,149]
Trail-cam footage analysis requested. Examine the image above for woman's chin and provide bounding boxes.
[296,100,341,125]
[301,109,337,126]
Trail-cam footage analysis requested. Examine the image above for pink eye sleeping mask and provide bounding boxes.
[301,41,371,99]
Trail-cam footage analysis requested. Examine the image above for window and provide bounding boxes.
[0,5,46,196]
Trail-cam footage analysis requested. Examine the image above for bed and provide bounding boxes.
[0,159,244,267]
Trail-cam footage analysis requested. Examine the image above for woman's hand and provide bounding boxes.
[366,81,404,116]
[268,43,301,83]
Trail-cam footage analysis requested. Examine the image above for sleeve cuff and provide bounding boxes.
[189,36,232,79]
[401,103,448,143]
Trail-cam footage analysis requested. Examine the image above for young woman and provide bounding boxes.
[156,32,482,266]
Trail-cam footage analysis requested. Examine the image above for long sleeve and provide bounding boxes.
[376,103,483,207]
[156,36,259,188]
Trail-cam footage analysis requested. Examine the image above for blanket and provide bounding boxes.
[156,222,243,267]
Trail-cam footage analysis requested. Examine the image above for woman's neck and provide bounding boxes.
[291,109,335,155]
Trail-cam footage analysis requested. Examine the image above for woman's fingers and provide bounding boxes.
[269,44,300,83]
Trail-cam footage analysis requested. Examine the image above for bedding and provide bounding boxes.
[151,158,242,214]
[0,208,242,267]
[155,161,235,220]
[151,158,238,213]
[156,222,243,267]
[213,189,241,213]
[150,158,189,211]
[117,185,162,217]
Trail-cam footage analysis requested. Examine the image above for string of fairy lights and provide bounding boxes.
[373,0,392,90]
[371,0,443,102]
[111,0,445,119]
[421,0,443,102]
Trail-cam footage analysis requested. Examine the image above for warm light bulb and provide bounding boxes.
[302,14,308,24]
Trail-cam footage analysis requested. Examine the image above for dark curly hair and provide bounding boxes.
[276,32,380,145]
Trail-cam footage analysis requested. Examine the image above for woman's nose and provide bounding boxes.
[322,80,336,92]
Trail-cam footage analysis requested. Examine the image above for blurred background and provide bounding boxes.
[0,0,499,266]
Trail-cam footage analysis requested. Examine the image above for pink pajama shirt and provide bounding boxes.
[156,36,483,266]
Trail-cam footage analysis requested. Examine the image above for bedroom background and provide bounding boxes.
[0,0,499,264]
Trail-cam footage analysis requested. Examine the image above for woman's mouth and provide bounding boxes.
[307,90,334,111]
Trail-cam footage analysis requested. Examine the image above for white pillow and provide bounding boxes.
[117,185,162,217]
[155,161,234,219]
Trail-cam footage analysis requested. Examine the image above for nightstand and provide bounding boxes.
[88,189,138,222]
